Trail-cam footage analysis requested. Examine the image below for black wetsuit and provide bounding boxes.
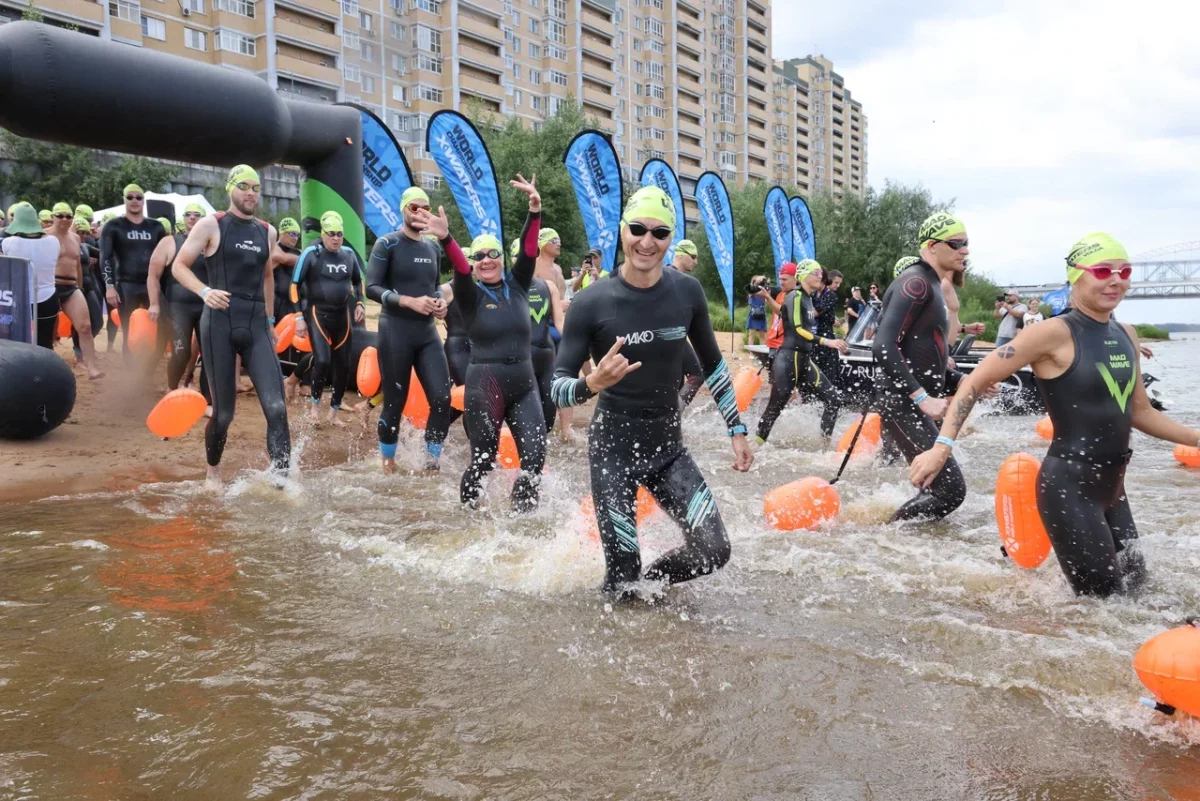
[671,267,704,405]
[528,276,557,433]
[71,238,104,356]
[811,286,840,387]
[452,212,545,511]
[273,244,301,322]
[100,216,166,362]
[1036,310,1143,597]
[166,234,210,402]
[293,244,363,409]
[552,266,746,593]
[198,212,290,470]
[366,229,452,462]
[871,260,965,521]
[443,291,471,385]
[756,288,842,442]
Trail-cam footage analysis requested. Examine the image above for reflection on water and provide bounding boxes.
[2,339,1200,799]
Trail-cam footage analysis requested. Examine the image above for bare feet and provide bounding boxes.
[205,405,213,418]
[327,407,347,427]
[238,378,253,393]
[382,458,396,475]
[309,404,322,426]
[203,466,223,493]
[87,369,105,381]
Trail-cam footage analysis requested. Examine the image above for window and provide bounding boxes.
[547,44,566,61]
[647,62,663,81]
[182,0,204,13]
[548,0,565,17]
[646,17,663,38]
[648,39,663,54]
[344,64,361,82]
[528,43,540,58]
[414,24,440,54]
[392,85,409,102]
[359,10,372,30]
[528,18,539,34]
[549,69,567,86]
[418,84,443,103]
[511,36,520,54]
[649,127,665,141]
[513,64,521,79]
[549,96,564,115]
[632,38,642,51]
[362,74,375,93]
[412,0,442,11]
[530,70,542,85]
[361,41,375,60]
[415,53,442,72]
[546,19,565,44]
[184,27,207,50]
[514,89,523,106]
[342,0,358,16]
[719,151,736,167]
[392,112,407,130]
[140,14,165,39]
[391,21,405,39]
[633,60,643,75]
[343,30,359,49]
[531,95,543,112]
[419,172,442,190]
[214,0,254,15]
[648,105,665,119]
[216,29,255,55]
[632,15,641,30]
[647,84,664,100]
[109,0,139,23]
[391,53,407,73]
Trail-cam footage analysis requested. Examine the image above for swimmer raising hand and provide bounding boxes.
[587,336,642,392]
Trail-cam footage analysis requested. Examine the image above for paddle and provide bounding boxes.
[829,406,870,486]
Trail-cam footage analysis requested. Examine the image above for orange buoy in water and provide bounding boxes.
[581,487,660,542]
[1036,416,1054,440]
[127,308,156,353]
[274,314,297,353]
[146,388,207,438]
[995,452,1052,568]
[835,413,882,457]
[56,311,72,338]
[1134,624,1200,717]
[497,427,520,468]
[357,346,381,396]
[109,308,121,328]
[763,477,841,530]
[450,384,465,411]
[402,369,430,428]
[733,367,763,413]
[1174,445,1200,468]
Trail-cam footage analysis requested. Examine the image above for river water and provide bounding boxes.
[2,338,1199,800]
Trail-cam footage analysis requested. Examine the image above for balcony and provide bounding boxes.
[276,52,339,86]
[677,114,703,140]
[583,83,615,110]
[275,18,340,54]
[679,137,704,163]
[581,34,616,62]
[41,0,104,27]
[677,92,703,118]
[459,12,501,44]
[459,73,504,102]
[459,38,504,72]
[581,0,616,12]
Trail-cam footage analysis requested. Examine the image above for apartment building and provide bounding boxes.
[2,0,867,217]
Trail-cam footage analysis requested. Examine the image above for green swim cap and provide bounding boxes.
[893,255,920,278]
[102,212,115,223]
[75,204,93,220]
[75,216,92,232]
[183,203,206,216]
[622,186,675,229]
[538,227,561,249]
[796,259,823,280]
[918,211,966,247]
[1066,232,1128,285]
[38,209,52,222]
[225,164,260,192]
[123,184,144,197]
[174,218,187,233]
[675,239,698,257]
[156,217,172,234]
[320,210,344,234]
[400,187,431,208]
[278,217,300,235]
[52,202,73,216]
[470,233,503,259]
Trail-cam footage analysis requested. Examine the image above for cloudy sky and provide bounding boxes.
[773,0,1200,324]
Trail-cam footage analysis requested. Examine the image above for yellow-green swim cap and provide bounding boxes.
[622,186,675,229]
[1065,232,1128,285]
[918,211,966,248]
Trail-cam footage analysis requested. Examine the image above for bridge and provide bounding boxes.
[1007,241,1200,300]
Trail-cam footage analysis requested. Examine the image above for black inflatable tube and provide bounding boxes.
[0,339,77,440]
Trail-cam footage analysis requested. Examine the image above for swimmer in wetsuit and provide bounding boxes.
[365,186,452,473]
[871,212,983,522]
[148,204,209,402]
[669,239,705,406]
[754,259,847,444]
[552,186,754,596]
[172,165,291,491]
[100,184,166,365]
[912,232,1200,598]
[528,264,566,434]
[270,217,303,323]
[423,175,546,511]
[291,211,365,426]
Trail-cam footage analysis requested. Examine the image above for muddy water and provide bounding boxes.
[2,338,1199,800]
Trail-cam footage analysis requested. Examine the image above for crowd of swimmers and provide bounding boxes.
[5,170,1199,601]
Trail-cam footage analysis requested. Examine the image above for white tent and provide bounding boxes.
[91,191,216,222]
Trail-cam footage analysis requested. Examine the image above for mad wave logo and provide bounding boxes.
[435,124,499,237]
[1096,359,1135,412]
[573,146,615,253]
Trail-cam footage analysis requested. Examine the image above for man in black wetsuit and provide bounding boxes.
[148,203,209,403]
[871,212,977,522]
[172,165,291,492]
[271,217,302,323]
[552,186,754,596]
[913,232,1200,597]
[101,183,167,365]
[666,239,706,406]
[292,211,365,427]
[365,186,452,473]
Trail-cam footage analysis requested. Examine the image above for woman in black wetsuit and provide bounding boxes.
[911,232,1200,598]
[417,174,547,512]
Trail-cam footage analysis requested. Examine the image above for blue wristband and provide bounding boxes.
[200,287,210,298]
[935,435,955,450]
[268,316,276,324]
[912,390,928,405]
[729,424,747,437]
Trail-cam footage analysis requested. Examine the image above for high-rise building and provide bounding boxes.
[1,0,867,214]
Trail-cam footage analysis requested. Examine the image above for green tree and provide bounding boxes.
[0,129,179,212]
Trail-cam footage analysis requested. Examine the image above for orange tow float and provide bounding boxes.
[1134,623,1200,718]
[994,452,1052,568]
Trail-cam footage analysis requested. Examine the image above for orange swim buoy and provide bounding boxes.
[56,311,72,338]
[450,384,465,411]
[1035,416,1054,440]
[1134,624,1200,717]
[1174,444,1200,468]
[127,308,156,354]
[763,476,841,530]
[109,308,121,328]
[357,346,381,396]
[995,452,1052,568]
[146,388,207,438]
[402,369,430,428]
[498,426,520,468]
[733,366,763,413]
[581,487,660,542]
[835,413,882,457]
[274,314,296,353]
